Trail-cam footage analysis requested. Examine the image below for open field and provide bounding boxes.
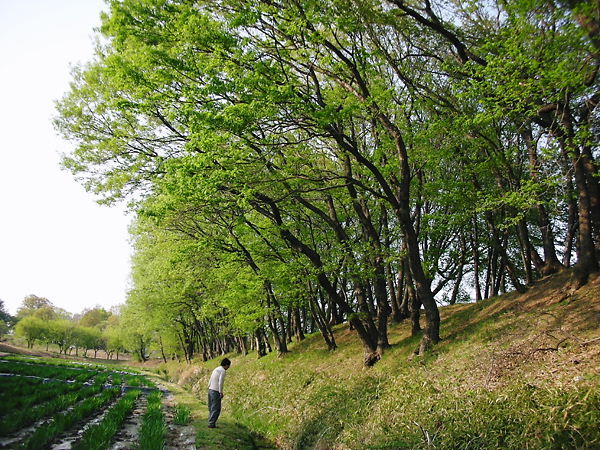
[0,356,195,450]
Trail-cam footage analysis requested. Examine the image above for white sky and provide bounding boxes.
[0,0,132,316]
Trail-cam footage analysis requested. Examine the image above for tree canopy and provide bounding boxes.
[54,0,599,365]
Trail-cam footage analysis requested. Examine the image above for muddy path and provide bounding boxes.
[162,390,197,450]
[149,378,277,450]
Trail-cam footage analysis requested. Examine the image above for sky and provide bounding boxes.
[0,0,132,316]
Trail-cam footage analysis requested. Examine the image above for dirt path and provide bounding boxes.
[162,390,197,450]
[149,377,276,450]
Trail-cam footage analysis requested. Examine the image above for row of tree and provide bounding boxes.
[6,295,126,360]
[55,0,600,365]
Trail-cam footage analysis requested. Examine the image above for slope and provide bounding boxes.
[162,269,599,450]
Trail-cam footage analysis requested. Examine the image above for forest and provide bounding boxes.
[41,0,600,367]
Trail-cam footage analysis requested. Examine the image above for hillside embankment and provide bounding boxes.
[157,269,599,450]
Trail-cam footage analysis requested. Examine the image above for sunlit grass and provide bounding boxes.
[180,274,600,450]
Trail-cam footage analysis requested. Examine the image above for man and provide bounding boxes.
[207,358,231,428]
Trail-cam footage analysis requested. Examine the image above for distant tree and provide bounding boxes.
[47,320,76,354]
[120,304,152,362]
[16,295,53,318]
[103,325,126,360]
[53,307,73,321]
[14,316,46,348]
[0,300,15,336]
[32,306,57,321]
[79,307,111,329]
[73,326,103,357]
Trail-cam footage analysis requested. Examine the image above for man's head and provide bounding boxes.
[221,358,231,370]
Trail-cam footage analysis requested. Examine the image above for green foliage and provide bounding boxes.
[14,315,47,348]
[79,307,111,328]
[53,4,600,446]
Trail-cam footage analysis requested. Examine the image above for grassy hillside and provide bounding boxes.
[160,270,599,450]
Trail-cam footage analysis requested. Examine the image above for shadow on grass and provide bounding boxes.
[196,419,276,450]
[286,376,381,450]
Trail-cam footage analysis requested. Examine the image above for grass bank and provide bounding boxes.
[156,270,599,449]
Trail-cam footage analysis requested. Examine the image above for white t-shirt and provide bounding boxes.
[208,365,227,393]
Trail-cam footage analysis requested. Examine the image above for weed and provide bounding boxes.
[173,404,191,425]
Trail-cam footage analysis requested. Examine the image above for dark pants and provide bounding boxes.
[208,389,222,427]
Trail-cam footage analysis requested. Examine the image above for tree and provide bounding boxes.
[55,0,599,365]
[79,307,111,329]
[16,295,52,318]
[103,325,126,360]
[46,319,77,354]
[14,316,46,348]
[0,300,15,336]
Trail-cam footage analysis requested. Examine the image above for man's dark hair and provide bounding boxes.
[221,358,231,367]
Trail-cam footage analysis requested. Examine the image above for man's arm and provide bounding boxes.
[218,370,226,398]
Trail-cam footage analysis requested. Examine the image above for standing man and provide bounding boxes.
[208,358,231,428]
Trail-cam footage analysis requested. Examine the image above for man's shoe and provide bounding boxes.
[208,425,216,428]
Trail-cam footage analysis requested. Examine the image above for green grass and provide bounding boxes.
[1,355,110,372]
[0,377,44,413]
[0,384,105,435]
[137,390,167,450]
[16,387,120,450]
[0,381,83,422]
[173,404,191,425]
[0,359,98,382]
[72,389,141,450]
[163,272,599,450]
[137,372,270,450]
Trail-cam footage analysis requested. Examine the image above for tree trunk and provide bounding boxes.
[308,285,337,351]
[255,328,267,358]
[292,307,305,342]
[523,126,563,275]
[408,283,421,337]
[159,335,167,363]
